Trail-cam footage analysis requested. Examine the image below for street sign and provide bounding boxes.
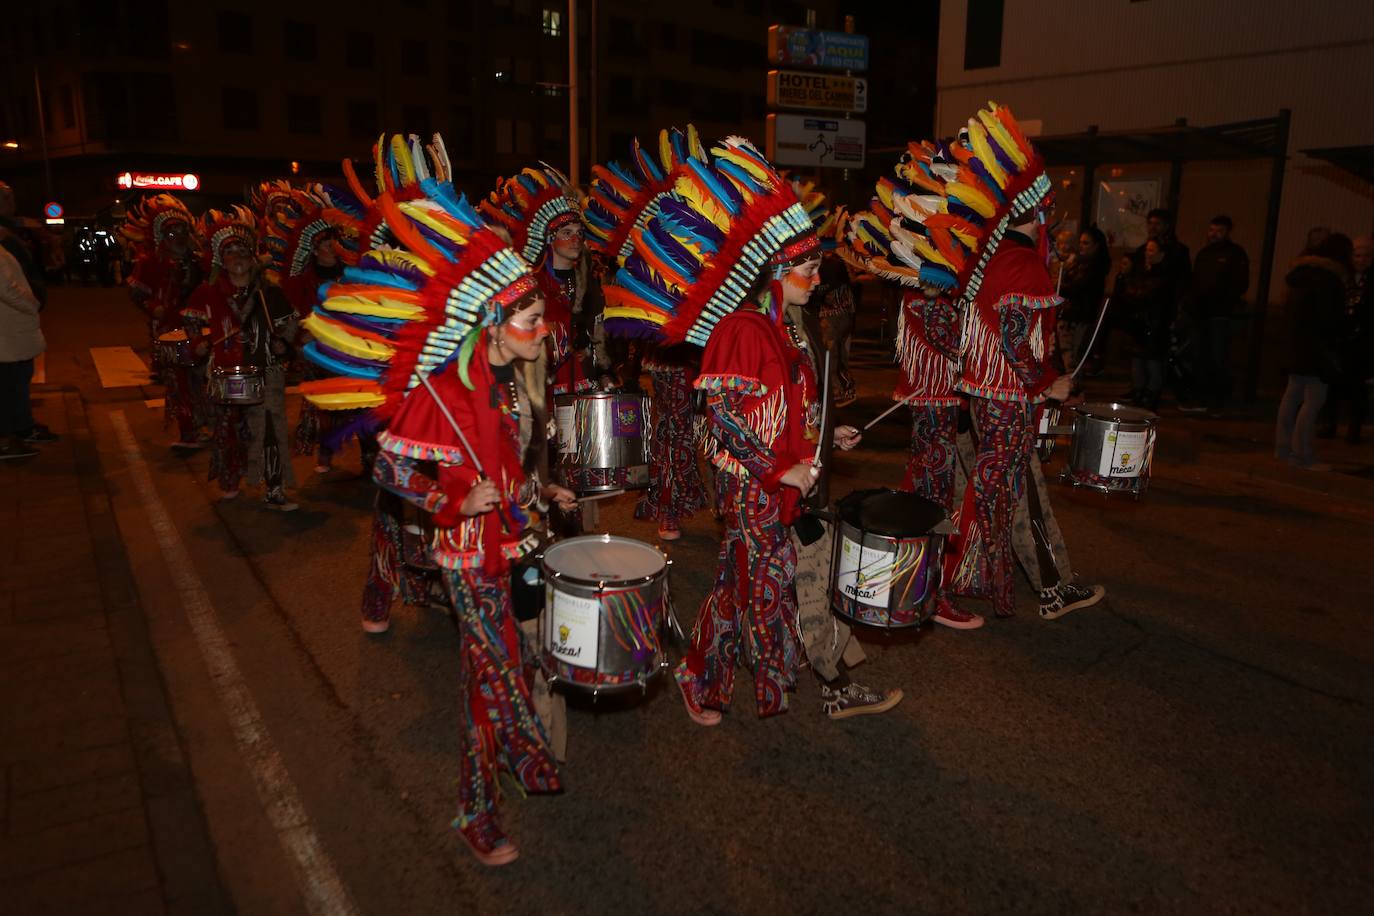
[767,114,866,169]
[116,172,201,191]
[44,202,63,220]
[767,26,869,72]
[767,70,868,113]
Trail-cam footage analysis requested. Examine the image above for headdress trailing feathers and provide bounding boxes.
[199,205,259,276]
[784,173,847,252]
[584,125,705,265]
[478,163,581,265]
[602,136,820,348]
[251,179,297,223]
[843,101,1049,301]
[262,187,363,285]
[120,193,196,253]
[341,133,447,254]
[298,180,537,414]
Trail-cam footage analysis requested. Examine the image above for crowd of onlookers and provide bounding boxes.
[1046,208,1373,472]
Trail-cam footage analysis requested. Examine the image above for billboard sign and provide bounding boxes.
[767,114,866,169]
[767,70,868,113]
[767,26,869,72]
[116,172,201,191]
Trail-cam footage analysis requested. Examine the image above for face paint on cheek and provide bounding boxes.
[503,321,543,344]
[784,271,815,294]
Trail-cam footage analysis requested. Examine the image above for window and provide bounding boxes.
[964,0,1005,70]
[221,86,259,131]
[287,94,321,134]
[542,84,565,98]
[448,104,473,149]
[347,99,378,139]
[217,10,253,55]
[609,17,635,55]
[447,41,471,92]
[494,117,515,155]
[283,20,317,63]
[542,8,562,37]
[400,39,430,76]
[493,56,513,84]
[658,22,677,51]
[83,71,177,142]
[58,85,75,129]
[401,104,431,138]
[345,30,375,69]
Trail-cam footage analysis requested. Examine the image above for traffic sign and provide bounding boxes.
[767,114,866,169]
[43,201,63,219]
[767,70,867,113]
[767,26,869,72]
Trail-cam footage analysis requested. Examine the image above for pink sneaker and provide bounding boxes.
[932,598,984,630]
[657,525,681,541]
[674,663,721,726]
[361,618,390,634]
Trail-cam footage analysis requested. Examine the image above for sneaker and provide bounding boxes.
[1177,402,1207,414]
[657,525,681,541]
[264,493,299,512]
[674,663,721,726]
[820,682,904,720]
[21,425,59,443]
[361,618,390,634]
[454,814,519,867]
[313,463,332,474]
[219,488,240,501]
[1039,581,1106,620]
[932,598,985,630]
[0,440,39,460]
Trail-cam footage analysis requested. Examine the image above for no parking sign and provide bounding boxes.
[44,201,64,225]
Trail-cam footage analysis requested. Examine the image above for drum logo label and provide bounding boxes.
[547,590,599,669]
[614,404,641,437]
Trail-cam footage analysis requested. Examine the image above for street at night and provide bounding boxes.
[4,285,1371,914]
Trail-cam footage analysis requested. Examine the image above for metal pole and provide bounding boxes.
[568,0,580,187]
[1245,107,1290,403]
[589,0,598,170]
[33,66,53,203]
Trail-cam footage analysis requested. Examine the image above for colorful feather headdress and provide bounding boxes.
[340,133,453,253]
[262,187,363,284]
[120,193,196,254]
[199,205,259,276]
[585,125,704,265]
[784,173,848,252]
[299,180,537,414]
[251,179,296,223]
[478,164,581,265]
[846,102,1050,299]
[603,136,820,347]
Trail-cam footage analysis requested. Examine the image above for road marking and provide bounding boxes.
[109,411,359,916]
[91,346,152,388]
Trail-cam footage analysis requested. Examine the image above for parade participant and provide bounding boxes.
[186,207,301,509]
[605,137,866,721]
[587,125,708,540]
[331,183,566,865]
[122,194,207,447]
[261,187,366,473]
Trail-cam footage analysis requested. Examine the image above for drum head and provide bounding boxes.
[1073,402,1157,423]
[543,534,664,582]
[158,330,188,342]
[837,488,947,536]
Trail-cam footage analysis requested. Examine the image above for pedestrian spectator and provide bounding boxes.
[1179,215,1250,413]
[1275,233,1352,471]
[1319,235,1374,444]
[1302,225,1331,255]
[1059,225,1111,377]
[0,243,58,459]
[0,181,47,306]
[1113,240,1175,410]
[809,251,858,406]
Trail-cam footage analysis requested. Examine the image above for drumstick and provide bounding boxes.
[1069,296,1112,380]
[576,489,624,503]
[418,372,512,534]
[863,394,915,431]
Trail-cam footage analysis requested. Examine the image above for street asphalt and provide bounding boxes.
[18,285,1374,914]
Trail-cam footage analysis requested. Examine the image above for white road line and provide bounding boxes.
[91,346,152,388]
[109,410,359,916]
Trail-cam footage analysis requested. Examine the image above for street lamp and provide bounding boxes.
[2,141,18,149]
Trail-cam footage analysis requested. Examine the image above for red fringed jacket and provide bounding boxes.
[894,289,962,407]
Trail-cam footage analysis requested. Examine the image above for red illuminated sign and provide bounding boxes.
[116,172,201,191]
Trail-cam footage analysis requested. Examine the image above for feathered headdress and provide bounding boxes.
[298,180,537,414]
[478,164,581,265]
[584,125,705,265]
[845,102,1050,300]
[340,133,451,253]
[784,173,848,252]
[199,206,259,276]
[251,179,296,223]
[262,188,363,285]
[603,136,819,348]
[120,194,196,254]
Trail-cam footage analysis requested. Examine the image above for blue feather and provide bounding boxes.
[685,159,739,216]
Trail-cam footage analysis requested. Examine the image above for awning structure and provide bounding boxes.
[1035,115,1287,166]
[1300,144,1374,185]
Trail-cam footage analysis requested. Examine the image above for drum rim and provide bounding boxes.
[542,533,665,587]
[211,365,265,377]
[1072,401,1158,423]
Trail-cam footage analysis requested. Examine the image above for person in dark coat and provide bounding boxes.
[1180,215,1249,413]
[1318,235,1373,443]
[1274,233,1352,470]
[1113,238,1175,410]
[1059,225,1110,376]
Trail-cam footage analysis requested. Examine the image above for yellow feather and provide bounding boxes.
[715,148,773,186]
[948,180,996,218]
[912,236,952,269]
[978,109,1028,170]
[673,174,731,233]
[304,390,386,410]
[686,124,705,161]
[321,293,425,321]
[303,316,396,361]
[967,122,1007,189]
[390,135,415,187]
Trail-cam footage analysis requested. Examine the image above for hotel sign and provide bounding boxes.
[767,70,867,113]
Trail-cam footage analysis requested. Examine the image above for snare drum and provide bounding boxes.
[155,330,196,367]
[831,488,947,628]
[1065,402,1158,497]
[553,392,651,493]
[209,366,265,405]
[540,534,668,694]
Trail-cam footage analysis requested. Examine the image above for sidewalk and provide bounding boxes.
[1,387,229,915]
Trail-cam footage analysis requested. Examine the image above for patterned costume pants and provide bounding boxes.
[678,471,801,717]
[360,489,443,625]
[163,363,208,443]
[443,569,561,833]
[902,404,959,513]
[635,367,707,530]
[946,398,1035,617]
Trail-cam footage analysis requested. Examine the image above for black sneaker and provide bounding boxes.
[1039,581,1105,620]
[820,682,904,720]
[22,424,59,443]
[263,491,299,512]
[0,439,39,460]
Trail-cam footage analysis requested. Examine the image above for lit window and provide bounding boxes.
[542,9,562,37]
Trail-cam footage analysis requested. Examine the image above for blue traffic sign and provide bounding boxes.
[44,201,63,219]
